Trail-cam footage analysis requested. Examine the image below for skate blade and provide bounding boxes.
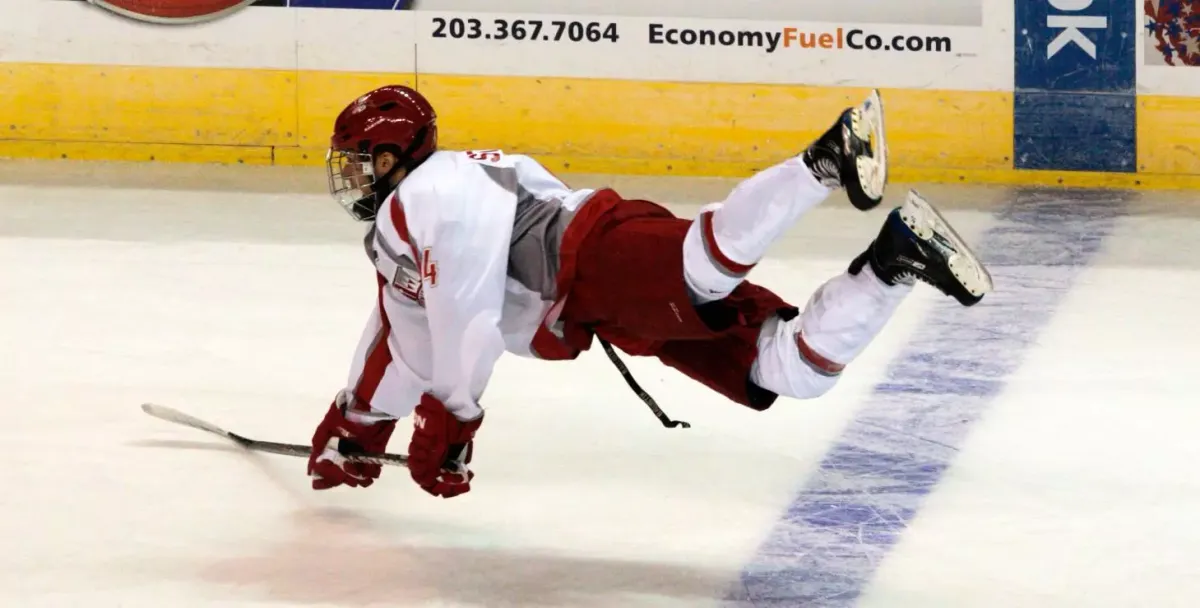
[900,190,993,300]
[851,89,888,200]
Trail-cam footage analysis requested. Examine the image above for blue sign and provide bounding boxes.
[1014,0,1136,172]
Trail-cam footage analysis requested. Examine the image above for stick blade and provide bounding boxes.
[140,402,409,468]
[141,403,231,439]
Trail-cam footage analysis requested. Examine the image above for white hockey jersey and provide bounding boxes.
[361,149,606,422]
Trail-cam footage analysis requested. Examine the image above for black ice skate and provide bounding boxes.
[850,190,993,306]
[802,89,888,211]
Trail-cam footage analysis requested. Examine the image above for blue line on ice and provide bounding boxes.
[731,190,1129,606]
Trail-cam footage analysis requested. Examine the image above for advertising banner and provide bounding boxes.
[410,13,986,89]
[82,0,982,26]
[63,0,992,90]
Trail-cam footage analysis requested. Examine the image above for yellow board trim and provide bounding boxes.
[0,62,298,147]
[417,75,1013,174]
[0,139,275,165]
[1138,94,1200,178]
[5,139,1196,192]
[1,61,1198,190]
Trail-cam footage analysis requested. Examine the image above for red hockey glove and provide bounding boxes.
[407,393,484,499]
[307,393,397,490]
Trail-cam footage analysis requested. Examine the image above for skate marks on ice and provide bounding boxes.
[731,189,1131,606]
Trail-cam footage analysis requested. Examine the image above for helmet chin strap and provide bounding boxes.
[369,163,404,210]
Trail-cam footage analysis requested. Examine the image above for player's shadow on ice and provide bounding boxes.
[196,510,733,607]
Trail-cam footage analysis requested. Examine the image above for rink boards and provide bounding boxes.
[0,64,1013,179]
[0,1,1199,188]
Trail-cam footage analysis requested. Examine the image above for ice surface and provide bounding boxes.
[1,160,1198,607]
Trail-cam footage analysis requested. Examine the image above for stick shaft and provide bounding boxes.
[141,403,409,467]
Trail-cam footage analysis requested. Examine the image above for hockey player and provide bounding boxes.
[306,85,992,498]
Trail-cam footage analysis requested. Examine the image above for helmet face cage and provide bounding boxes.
[326,148,378,221]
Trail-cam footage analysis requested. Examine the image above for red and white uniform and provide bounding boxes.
[345,148,915,422]
[344,149,604,421]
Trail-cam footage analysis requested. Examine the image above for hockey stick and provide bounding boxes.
[140,403,410,467]
[597,339,691,429]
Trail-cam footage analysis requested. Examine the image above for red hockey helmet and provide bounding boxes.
[327,85,438,221]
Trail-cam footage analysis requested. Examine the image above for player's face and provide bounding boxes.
[343,156,373,191]
[326,148,376,212]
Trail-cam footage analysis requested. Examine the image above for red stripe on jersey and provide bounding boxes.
[700,211,756,275]
[351,278,394,411]
[796,332,845,376]
[388,193,419,261]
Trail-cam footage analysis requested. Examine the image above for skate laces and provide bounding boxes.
[893,270,920,286]
[811,156,842,187]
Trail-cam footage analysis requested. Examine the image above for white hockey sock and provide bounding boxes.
[751,265,912,399]
[683,156,832,303]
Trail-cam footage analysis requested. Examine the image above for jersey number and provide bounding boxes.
[421,247,438,286]
[465,149,503,163]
